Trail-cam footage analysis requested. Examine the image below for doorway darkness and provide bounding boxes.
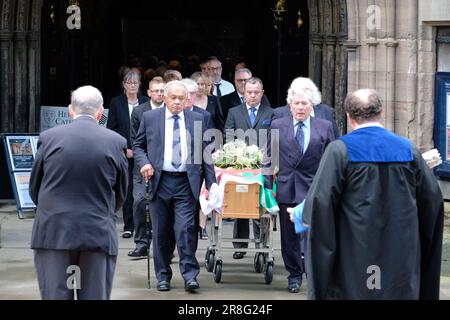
[41,0,309,107]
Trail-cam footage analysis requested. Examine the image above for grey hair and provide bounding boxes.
[235,68,252,78]
[164,80,188,96]
[181,78,199,92]
[287,77,322,105]
[122,69,141,86]
[70,85,103,116]
[286,86,315,106]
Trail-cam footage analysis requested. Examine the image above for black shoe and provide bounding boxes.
[157,280,171,292]
[127,247,147,257]
[122,231,133,238]
[233,252,246,259]
[288,282,300,293]
[185,279,200,291]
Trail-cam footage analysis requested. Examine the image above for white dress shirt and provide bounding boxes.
[213,79,235,96]
[163,109,187,172]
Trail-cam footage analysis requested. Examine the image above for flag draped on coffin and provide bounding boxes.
[199,168,279,216]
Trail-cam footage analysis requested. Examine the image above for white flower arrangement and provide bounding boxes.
[212,139,263,169]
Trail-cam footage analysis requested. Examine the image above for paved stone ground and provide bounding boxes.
[0,203,449,300]
[0,204,302,300]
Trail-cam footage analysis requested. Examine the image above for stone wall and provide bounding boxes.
[345,0,450,151]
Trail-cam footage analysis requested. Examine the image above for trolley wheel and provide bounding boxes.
[204,248,210,267]
[264,263,274,284]
[204,248,212,269]
[207,252,215,272]
[213,260,222,283]
[254,253,264,273]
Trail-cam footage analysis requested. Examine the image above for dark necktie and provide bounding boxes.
[215,83,222,98]
[296,122,304,155]
[172,115,181,169]
[250,107,257,127]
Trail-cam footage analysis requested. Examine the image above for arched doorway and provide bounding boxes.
[0,0,348,134]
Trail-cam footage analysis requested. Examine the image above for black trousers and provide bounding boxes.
[132,173,151,249]
[149,172,199,282]
[123,158,134,232]
[279,203,306,285]
[232,218,260,249]
[133,171,177,252]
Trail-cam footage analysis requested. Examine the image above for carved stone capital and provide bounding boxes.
[366,37,379,47]
[344,40,361,52]
[385,39,399,48]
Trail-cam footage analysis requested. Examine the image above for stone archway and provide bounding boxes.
[0,0,349,135]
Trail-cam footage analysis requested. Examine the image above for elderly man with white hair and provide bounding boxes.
[29,85,129,300]
[263,83,335,293]
[274,77,340,138]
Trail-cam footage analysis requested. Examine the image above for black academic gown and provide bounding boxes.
[302,128,444,300]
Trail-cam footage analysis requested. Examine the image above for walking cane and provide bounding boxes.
[145,180,151,289]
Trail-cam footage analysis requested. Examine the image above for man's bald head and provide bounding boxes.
[344,89,382,124]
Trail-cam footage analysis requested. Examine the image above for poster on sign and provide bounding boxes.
[5,136,34,171]
[13,172,35,209]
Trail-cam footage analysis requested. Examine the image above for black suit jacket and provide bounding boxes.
[224,103,274,147]
[130,101,156,144]
[29,116,129,255]
[220,92,271,125]
[107,94,149,148]
[204,95,224,133]
[133,107,216,201]
[273,103,340,138]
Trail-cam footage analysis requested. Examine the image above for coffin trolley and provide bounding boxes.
[203,180,277,284]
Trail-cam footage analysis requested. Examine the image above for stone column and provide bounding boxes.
[395,0,418,142]
[383,0,398,132]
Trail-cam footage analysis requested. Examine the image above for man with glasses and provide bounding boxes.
[207,56,235,98]
[133,81,217,292]
[128,76,166,258]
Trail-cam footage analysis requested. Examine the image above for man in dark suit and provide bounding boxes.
[133,80,216,292]
[224,77,274,259]
[128,76,166,257]
[273,77,340,138]
[264,85,335,293]
[29,85,128,300]
[107,70,149,239]
[220,68,271,125]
